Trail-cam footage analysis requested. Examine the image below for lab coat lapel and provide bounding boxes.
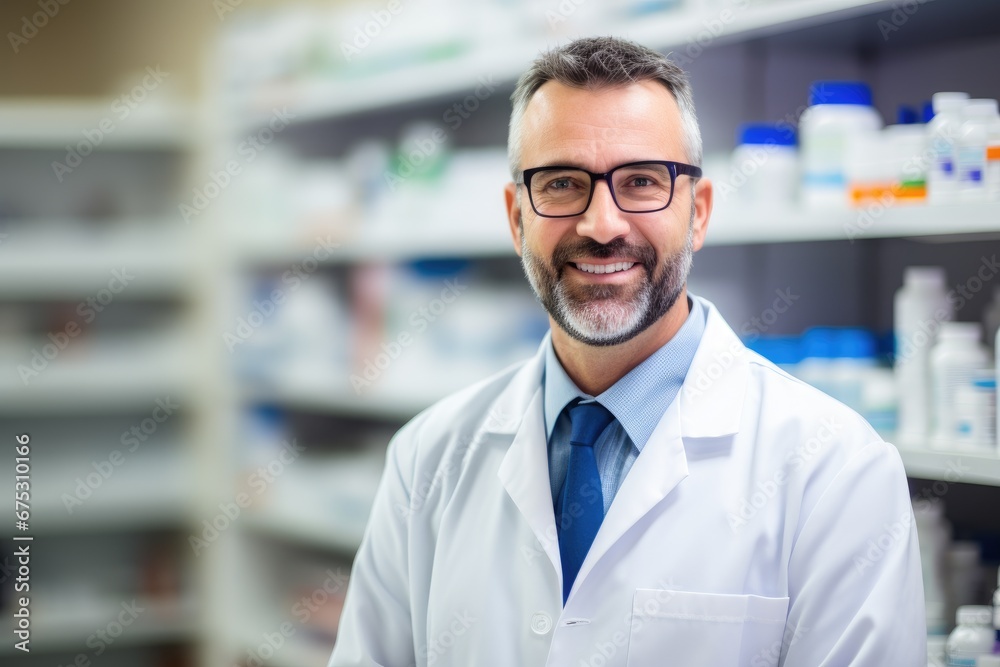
[570,297,749,598]
[494,336,563,580]
[572,395,689,597]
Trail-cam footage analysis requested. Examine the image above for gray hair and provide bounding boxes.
[508,36,702,180]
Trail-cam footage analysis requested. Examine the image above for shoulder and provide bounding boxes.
[385,356,533,474]
[741,348,902,481]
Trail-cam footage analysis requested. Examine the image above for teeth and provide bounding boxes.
[575,262,635,274]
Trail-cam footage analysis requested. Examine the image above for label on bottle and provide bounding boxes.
[956,145,986,185]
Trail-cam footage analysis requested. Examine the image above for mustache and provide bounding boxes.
[551,237,656,272]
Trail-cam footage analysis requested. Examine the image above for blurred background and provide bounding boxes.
[0,0,999,665]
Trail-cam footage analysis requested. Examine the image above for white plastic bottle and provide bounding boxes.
[800,81,883,207]
[885,106,930,204]
[946,606,995,666]
[895,267,953,446]
[931,322,991,447]
[988,113,1000,200]
[928,92,970,204]
[957,99,1000,201]
[731,123,798,205]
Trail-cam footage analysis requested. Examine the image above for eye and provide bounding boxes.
[538,173,587,192]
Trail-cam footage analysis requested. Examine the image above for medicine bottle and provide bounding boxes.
[930,322,990,446]
[946,606,995,666]
[895,266,951,445]
[957,99,1000,201]
[730,123,798,205]
[799,81,882,206]
[927,92,970,204]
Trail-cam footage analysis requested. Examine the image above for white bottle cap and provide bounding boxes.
[977,656,1000,667]
[933,92,970,113]
[965,99,1000,117]
[956,605,992,626]
[938,321,982,341]
[904,266,946,288]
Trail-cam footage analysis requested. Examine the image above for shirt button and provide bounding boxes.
[530,612,552,635]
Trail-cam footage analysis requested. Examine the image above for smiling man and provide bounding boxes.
[330,37,926,667]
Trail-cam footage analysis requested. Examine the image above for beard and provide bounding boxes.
[520,210,694,347]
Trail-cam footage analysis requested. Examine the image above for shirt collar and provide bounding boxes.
[542,294,707,450]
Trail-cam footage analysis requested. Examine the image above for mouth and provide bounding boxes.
[570,261,637,275]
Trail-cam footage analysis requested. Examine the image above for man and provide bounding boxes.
[330,37,926,666]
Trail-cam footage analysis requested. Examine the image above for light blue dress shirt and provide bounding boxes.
[543,295,707,515]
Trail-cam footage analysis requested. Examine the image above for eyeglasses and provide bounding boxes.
[518,160,702,218]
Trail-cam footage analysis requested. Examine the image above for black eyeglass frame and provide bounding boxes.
[518,160,703,218]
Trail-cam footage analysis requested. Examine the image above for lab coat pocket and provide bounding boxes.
[625,589,789,667]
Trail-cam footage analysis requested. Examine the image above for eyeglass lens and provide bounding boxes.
[530,162,673,216]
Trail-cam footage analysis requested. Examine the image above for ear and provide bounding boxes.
[690,177,713,252]
[504,181,523,257]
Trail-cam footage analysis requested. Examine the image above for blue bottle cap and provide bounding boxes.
[837,327,877,359]
[922,101,935,123]
[802,327,837,359]
[896,105,918,125]
[809,81,873,107]
[738,123,796,147]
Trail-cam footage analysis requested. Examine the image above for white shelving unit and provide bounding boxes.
[0,96,205,665]
[237,0,898,129]
[211,1,1000,664]
[0,99,195,149]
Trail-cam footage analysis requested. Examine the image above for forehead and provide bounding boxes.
[519,79,686,171]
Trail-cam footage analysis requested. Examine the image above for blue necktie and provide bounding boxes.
[557,400,615,604]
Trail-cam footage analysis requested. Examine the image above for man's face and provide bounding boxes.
[504,80,710,347]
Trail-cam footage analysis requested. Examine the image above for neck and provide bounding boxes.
[551,288,691,396]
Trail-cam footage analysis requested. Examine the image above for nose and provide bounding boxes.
[575,178,631,245]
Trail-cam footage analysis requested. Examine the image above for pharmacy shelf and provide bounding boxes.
[0,341,194,415]
[708,200,1000,246]
[243,383,436,421]
[20,455,195,533]
[897,446,1000,488]
[234,200,1000,266]
[0,99,196,149]
[0,224,195,298]
[240,0,896,127]
[236,220,514,266]
[0,596,198,655]
[243,510,366,555]
[250,635,333,667]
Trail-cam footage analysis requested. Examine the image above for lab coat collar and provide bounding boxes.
[493,296,751,597]
[486,295,749,440]
[678,295,749,439]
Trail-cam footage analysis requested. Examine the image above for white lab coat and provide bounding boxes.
[329,296,926,667]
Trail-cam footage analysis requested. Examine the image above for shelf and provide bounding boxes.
[251,635,334,667]
[243,510,366,555]
[896,446,1000,488]
[0,337,194,415]
[708,200,1000,245]
[239,0,896,127]
[16,452,195,533]
[0,98,196,149]
[236,219,514,266]
[253,381,1000,488]
[244,379,467,420]
[0,596,197,654]
[233,200,1000,265]
[0,223,195,298]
